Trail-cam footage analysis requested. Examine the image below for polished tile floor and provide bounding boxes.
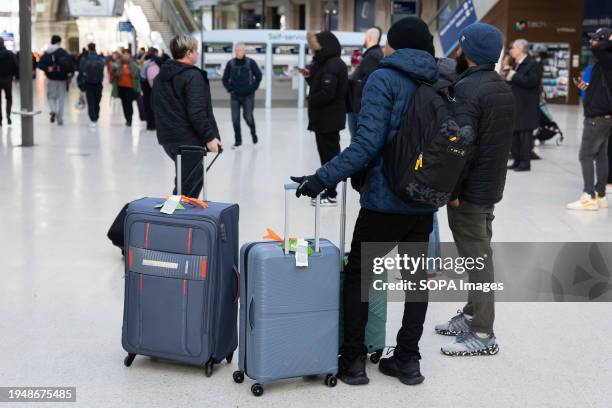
[0,82,610,407]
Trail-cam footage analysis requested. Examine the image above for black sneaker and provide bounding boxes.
[231,143,242,150]
[379,355,425,385]
[126,120,132,127]
[50,113,56,123]
[338,355,369,385]
[7,117,11,125]
[252,135,258,145]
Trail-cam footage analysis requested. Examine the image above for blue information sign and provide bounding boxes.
[438,0,477,56]
[118,21,134,32]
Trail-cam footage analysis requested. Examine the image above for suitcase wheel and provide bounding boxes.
[325,374,337,387]
[204,360,214,377]
[251,383,264,397]
[370,349,383,364]
[232,370,244,384]
[123,353,136,367]
[226,352,234,364]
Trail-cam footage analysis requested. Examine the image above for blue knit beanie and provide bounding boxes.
[459,23,503,65]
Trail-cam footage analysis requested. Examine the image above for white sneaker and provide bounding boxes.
[89,122,97,128]
[231,144,242,150]
[597,196,608,209]
[566,193,598,211]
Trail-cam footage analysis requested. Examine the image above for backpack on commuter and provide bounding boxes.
[84,55,105,84]
[49,51,74,77]
[382,75,475,208]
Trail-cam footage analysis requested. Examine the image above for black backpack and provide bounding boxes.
[382,78,475,208]
[84,55,105,84]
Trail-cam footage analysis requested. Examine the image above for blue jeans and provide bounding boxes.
[231,93,257,145]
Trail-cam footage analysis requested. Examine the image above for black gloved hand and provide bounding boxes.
[290,175,326,198]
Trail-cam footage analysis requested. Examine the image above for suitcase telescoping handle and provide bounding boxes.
[176,146,223,201]
[283,180,347,264]
[284,183,321,254]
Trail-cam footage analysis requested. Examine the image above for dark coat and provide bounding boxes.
[347,45,383,113]
[508,55,541,131]
[152,60,219,147]
[0,46,18,78]
[222,57,262,97]
[452,64,516,205]
[306,31,348,133]
[37,46,74,81]
[316,48,439,214]
[584,40,612,118]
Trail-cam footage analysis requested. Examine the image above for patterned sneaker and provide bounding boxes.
[441,331,499,356]
[434,310,471,336]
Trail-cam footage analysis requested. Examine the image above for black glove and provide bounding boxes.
[290,175,326,198]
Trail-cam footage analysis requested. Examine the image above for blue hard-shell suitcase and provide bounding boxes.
[233,183,341,396]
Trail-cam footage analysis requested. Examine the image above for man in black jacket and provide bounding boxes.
[222,43,262,149]
[300,31,348,206]
[434,23,515,357]
[0,37,18,126]
[152,34,222,197]
[347,27,383,139]
[567,27,612,211]
[505,38,541,172]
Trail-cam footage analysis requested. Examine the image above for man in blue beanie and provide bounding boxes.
[434,22,515,357]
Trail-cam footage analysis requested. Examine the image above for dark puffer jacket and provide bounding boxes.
[0,46,18,78]
[152,60,220,147]
[306,31,348,133]
[451,64,515,205]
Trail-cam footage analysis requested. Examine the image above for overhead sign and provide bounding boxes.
[118,21,134,32]
[67,0,117,17]
[438,0,477,56]
[354,0,376,33]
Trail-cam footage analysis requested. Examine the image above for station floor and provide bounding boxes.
[1,81,611,408]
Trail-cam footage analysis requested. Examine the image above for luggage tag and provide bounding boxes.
[295,239,309,267]
[159,195,182,215]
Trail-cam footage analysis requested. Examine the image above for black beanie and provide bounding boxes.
[387,17,434,56]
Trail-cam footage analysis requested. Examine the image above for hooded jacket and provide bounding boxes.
[347,44,384,113]
[37,45,74,81]
[316,48,439,214]
[306,31,348,133]
[152,59,219,146]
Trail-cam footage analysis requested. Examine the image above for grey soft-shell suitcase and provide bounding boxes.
[233,183,341,396]
[121,147,239,377]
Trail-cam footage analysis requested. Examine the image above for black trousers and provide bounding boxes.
[511,129,534,168]
[117,86,136,124]
[231,94,256,144]
[0,76,12,122]
[84,83,102,122]
[142,79,155,130]
[314,130,341,197]
[163,144,203,198]
[342,209,433,361]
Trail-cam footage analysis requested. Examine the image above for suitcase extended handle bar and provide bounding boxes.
[176,146,223,201]
[284,183,320,254]
[283,180,347,262]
